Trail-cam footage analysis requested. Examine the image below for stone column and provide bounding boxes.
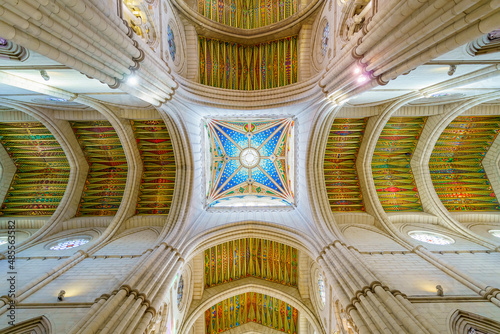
[318,241,440,334]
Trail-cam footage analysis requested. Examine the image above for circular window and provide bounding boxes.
[408,231,454,245]
[321,22,329,57]
[318,272,326,306]
[177,275,184,307]
[167,25,176,62]
[48,237,90,250]
[489,230,500,238]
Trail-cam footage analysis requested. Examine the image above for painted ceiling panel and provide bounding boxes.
[131,120,176,215]
[205,292,298,334]
[198,0,298,29]
[204,238,298,288]
[430,116,500,211]
[205,119,294,207]
[71,121,127,216]
[199,36,297,90]
[372,117,425,212]
[0,122,70,216]
[324,118,366,212]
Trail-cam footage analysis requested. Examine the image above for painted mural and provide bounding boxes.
[324,118,366,212]
[71,121,127,216]
[198,0,298,29]
[205,292,298,334]
[0,122,70,216]
[204,118,294,207]
[372,117,425,211]
[199,36,297,90]
[430,116,500,211]
[132,120,176,215]
[204,238,298,287]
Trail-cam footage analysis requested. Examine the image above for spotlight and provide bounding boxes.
[357,75,367,83]
[126,75,138,85]
[58,290,66,301]
[448,65,457,76]
[40,70,50,81]
[353,67,361,74]
[436,285,443,296]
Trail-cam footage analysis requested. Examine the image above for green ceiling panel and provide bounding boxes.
[71,121,127,216]
[132,120,176,215]
[372,117,425,212]
[0,122,70,216]
[324,118,366,212]
[430,116,500,211]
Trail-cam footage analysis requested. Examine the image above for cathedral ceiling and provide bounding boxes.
[204,238,298,288]
[205,292,298,334]
[199,36,298,90]
[429,116,500,212]
[372,117,425,212]
[324,118,366,212]
[0,122,70,216]
[71,121,128,216]
[205,118,294,208]
[132,120,176,215]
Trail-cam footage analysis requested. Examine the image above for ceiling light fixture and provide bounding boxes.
[353,67,361,74]
[448,65,457,76]
[126,74,138,85]
[357,75,367,83]
[40,70,50,81]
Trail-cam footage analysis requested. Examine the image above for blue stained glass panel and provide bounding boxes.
[218,125,248,148]
[260,159,284,189]
[259,126,284,156]
[252,167,279,191]
[205,119,294,207]
[216,160,239,189]
[251,125,281,149]
[215,129,240,157]
[221,167,248,192]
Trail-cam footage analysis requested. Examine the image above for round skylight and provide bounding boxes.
[408,231,454,245]
[49,238,90,250]
[239,147,260,169]
[489,230,500,238]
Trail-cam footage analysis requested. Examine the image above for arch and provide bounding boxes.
[221,321,291,334]
[411,92,500,249]
[178,220,322,263]
[0,100,89,252]
[0,135,16,206]
[342,225,407,251]
[180,278,323,334]
[93,227,160,256]
[448,309,500,334]
[0,315,52,333]
[305,101,345,245]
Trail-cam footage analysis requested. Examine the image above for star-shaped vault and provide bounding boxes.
[204,118,295,208]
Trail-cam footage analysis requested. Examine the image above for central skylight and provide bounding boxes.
[204,118,295,208]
